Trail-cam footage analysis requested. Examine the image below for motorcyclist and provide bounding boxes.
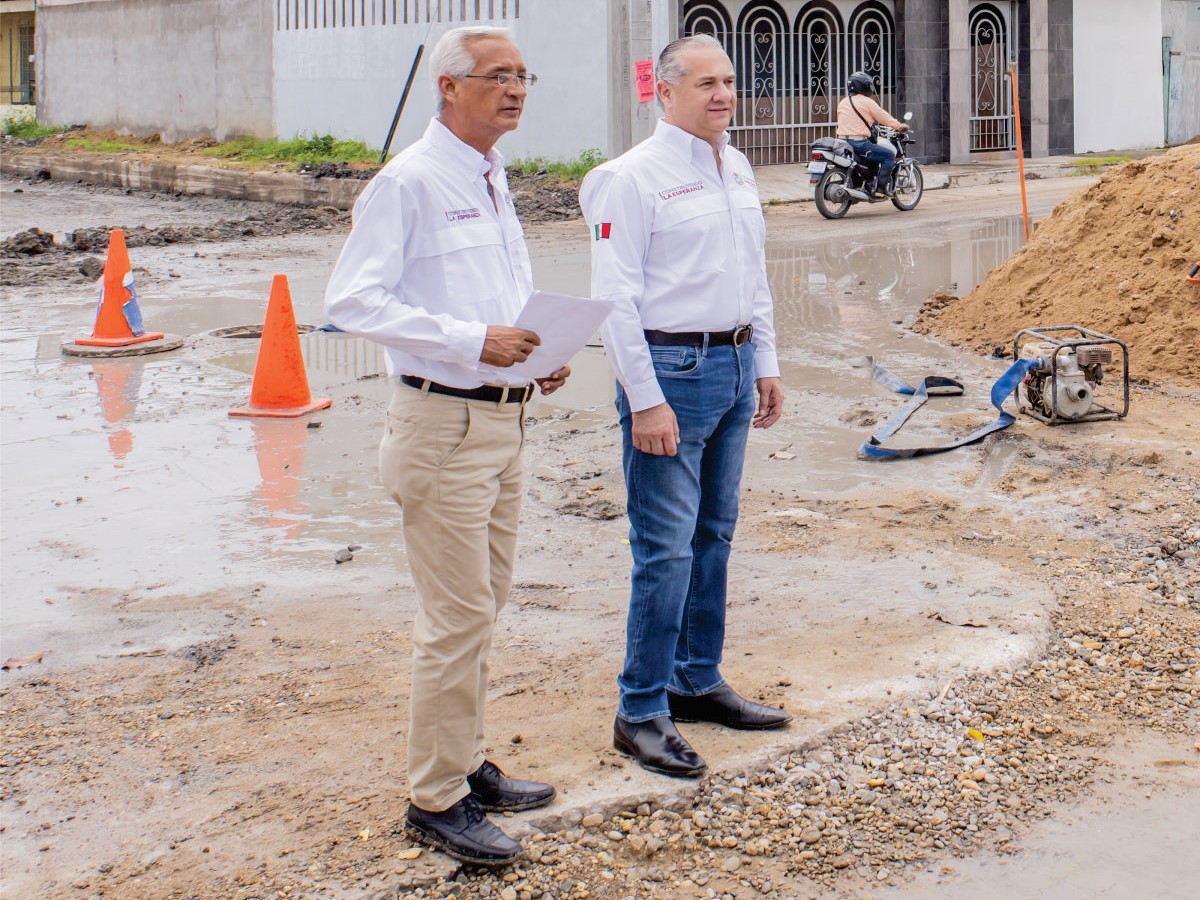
[836,71,909,197]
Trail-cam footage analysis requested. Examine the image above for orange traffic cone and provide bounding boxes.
[229,274,332,418]
[73,230,165,347]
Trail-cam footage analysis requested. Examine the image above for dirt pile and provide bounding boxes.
[915,145,1200,387]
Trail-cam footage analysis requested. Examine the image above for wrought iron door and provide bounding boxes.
[969,2,1015,152]
[684,1,896,166]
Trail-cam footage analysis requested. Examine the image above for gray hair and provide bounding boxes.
[656,33,724,87]
[429,26,516,111]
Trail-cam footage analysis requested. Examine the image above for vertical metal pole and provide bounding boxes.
[1009,63,1029,240]
[379,43,426,164]
[1162,36,1172,146]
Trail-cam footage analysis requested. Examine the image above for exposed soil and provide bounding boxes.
[1,208,349,287]
[915,145,1200,387]
[1,158,1197,900]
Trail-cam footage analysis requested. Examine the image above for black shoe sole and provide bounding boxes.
[403,821,519,867]
[612,733,707,778]
[670,713,794,731]
[472,789,557,813]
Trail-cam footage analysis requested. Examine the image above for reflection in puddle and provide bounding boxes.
[90,362,143,463]
[210,333,616,412]
[247,418,313,543]
[770,215,1026,360]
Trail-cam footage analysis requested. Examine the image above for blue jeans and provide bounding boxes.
[614,340,757,722]
[847,138,897,184]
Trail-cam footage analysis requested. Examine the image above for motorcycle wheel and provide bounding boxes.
[891,162,923,211]
[815,169,852,220]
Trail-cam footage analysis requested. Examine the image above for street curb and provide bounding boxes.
[758,159,1090,205]
[1,147,1096,210]
[0,149,367,210]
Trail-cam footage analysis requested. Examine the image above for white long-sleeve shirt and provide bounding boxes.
[324,118,534,388]
[578,119,780,412]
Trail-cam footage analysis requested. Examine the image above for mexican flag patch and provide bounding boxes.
[593,223,612,240]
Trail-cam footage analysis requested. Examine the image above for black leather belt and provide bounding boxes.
[401,375,532,403]
[644,325,753,348]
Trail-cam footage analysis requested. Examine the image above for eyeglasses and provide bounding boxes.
[460,72,538,88]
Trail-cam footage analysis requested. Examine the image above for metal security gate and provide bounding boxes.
[969,2,1015,152]
[683,0,895,166]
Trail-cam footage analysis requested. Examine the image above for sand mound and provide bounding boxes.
[915,145,1200,387]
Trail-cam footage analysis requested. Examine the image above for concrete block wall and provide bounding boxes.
[37,0,274,142]
[895,0,949,163]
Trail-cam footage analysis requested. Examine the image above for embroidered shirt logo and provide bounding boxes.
[733,172,758,191]
[445,207,482,222]
[658,180,705,201]
[594,223,612,240]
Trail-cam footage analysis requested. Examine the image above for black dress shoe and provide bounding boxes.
[468,759,556,812]
[405,796,521,866]
[668,684,793,731]
[613,715,707,778]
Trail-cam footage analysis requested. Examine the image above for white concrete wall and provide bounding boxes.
[1072,0,1165,151]
[273,0,612,162]
[37,0,274,141]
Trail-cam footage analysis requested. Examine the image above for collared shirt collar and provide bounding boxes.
[653,118,730,166]
[425,117,506,181]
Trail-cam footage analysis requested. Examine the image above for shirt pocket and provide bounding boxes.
[731,190,766,248]
[410,222,507,312]
[650,193,728,267]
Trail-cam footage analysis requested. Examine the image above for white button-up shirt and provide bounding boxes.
[324,118,534,388]
[579,119,780,412]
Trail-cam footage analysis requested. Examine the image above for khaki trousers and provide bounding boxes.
[379,384,525,812]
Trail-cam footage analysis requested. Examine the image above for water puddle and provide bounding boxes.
[3,208,1054,619]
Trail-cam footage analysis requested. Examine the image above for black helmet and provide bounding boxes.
[848,71,874,95]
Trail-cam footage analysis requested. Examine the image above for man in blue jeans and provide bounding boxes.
[579,34,791,779]
[836,70,909,197]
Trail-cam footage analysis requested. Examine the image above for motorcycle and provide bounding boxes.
[808,112,924,220]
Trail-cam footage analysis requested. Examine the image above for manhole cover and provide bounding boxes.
[209,324,317,339]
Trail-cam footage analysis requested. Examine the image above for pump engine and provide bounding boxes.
[1012,326,1129,425]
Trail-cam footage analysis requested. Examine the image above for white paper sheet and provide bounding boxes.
[478,290,611,381]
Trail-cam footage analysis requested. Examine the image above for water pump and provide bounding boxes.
[1012,326,1129,424]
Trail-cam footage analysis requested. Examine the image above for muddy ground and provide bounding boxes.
[1,172,1197,900]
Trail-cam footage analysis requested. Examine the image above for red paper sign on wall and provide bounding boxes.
[634,59,655,103]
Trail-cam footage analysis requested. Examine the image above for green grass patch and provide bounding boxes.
[2,116,69,140]
[508,148,606,180]
[64,136,148,153]
[1071,155,1133,175]
[201,134,379,167]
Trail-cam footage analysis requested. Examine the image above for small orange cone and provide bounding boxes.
[73,230,165,347]
[229,274,332,418]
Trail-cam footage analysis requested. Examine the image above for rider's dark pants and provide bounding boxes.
[846,138,897,186]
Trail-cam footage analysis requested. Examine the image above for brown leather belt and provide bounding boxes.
[644,325,753,348]
[401,375,532,403]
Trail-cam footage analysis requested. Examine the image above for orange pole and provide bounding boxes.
[1009,63,1030,240]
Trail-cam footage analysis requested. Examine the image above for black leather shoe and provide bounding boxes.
[404,796,521,866]
[468,760,556,812]
[668,684,793,731]
[613,715,707,778]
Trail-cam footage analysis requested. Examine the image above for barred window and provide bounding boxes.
[277,1,520,30]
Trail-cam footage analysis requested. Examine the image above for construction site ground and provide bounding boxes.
[1,148,1198,900]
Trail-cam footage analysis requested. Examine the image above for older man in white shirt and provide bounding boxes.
[325,25,567,867]
[579,34,791,780]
